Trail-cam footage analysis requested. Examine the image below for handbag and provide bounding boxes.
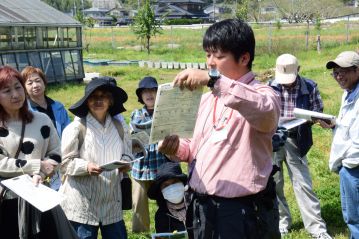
[121,172,132,210]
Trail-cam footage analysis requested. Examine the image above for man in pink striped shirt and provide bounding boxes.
[159,19,281,238]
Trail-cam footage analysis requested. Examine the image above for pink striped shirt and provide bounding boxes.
[175,72,281,198]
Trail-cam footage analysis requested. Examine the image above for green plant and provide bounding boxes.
[315,17,322,32]
[131,0,162,54]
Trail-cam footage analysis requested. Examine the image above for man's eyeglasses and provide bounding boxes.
[331,66,357,78]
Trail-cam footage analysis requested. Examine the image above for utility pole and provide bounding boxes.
[213,0,216,22]
[81,0,84,18]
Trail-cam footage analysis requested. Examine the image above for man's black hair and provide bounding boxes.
[203,18,255,70]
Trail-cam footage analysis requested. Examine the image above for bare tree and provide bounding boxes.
[272,0,344,23]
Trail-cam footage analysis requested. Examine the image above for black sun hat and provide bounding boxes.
[69,76,128,118]
[147,162,187,200]
[135,76,158,104]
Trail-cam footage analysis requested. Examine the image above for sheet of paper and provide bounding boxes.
[100,155,143,171]
[279,117,308,130]
[149,83,203,144]
[1,174,63,212]
[293,108,336,124]
[151,231,188,239]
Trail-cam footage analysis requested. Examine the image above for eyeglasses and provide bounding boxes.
[331,66,357,78]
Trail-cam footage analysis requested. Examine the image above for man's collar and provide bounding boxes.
[346,81,359,103]
[238,71,255,85]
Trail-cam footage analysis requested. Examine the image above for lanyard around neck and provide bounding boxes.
[212,97,233,131]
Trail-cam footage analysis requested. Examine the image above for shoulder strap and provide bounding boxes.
[112,118,124,141]
[14,120,25,159]
[77,117,124,151]
[77,118,86,150]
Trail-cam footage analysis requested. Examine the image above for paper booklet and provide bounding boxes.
[151,230,188,239]
[1,174,64,212]
[279,117,308,130]
[293,108,336,125]
[100,154,143,171]
[149,83,203,144]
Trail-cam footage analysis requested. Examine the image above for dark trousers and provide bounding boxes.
[186,181,280,239]
[0,198,59,239]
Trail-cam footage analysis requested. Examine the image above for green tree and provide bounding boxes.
[235,0,249,21]
[131,0,162,54]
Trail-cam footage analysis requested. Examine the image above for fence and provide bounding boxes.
[82,16,359,63]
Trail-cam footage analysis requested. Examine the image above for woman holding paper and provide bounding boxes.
[0,66,75,239]
[130,76,169,233]
[60,77,131,239]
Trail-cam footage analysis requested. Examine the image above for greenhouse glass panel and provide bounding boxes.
[41,52,55,82]
[71,50,82,77]
[36,27,44,48]
[51,51,65,80]
[12,27,25,50]
[16,53,29,71]
[58,27,65,48]
[2,53,17,68]
[28,52,42,69]
[0,27,11,50]
[61,51,75,79]
[48,27,58,48]
[24,27,36,49]
[68,28,77,47]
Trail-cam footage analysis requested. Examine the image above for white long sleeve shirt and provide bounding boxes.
[330,83,359,172]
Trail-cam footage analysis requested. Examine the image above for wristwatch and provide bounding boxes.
[207,68,221,88]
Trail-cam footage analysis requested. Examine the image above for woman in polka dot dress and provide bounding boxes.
[0,66,76,239]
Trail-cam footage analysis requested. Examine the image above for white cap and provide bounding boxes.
[326,51,359,69]
[275,54,299,84]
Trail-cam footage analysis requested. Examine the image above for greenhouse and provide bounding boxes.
[0,0,84,83]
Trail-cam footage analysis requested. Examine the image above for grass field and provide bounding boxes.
[46,22,359,238]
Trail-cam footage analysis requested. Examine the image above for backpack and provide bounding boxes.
[77,117,125,149]
[66,116,133,210]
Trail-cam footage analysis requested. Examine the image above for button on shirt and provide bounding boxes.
[174,72,281,198]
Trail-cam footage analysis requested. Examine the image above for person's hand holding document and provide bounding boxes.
[149,81,203,144]
[1,174,64,212]
[100,154,143,172]
[293,108,336,128]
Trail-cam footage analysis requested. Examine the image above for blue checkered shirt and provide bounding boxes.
[278,76,323,117]
[130,107,168,180]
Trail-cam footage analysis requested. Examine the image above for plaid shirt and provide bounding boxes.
[278,76,323,117]
[130,107,168,180]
